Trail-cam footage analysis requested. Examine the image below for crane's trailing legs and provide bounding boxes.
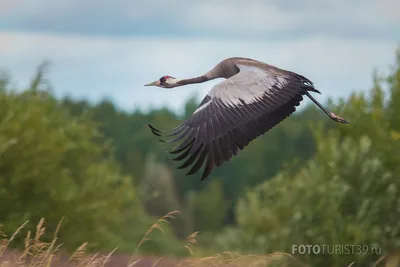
[304,91,349,124]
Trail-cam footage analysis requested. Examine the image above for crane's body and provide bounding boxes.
[145,57,349,180]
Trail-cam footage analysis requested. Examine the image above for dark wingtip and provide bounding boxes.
[186,169,196,175]
[200,174,208,181]
[199,168,211,181]
[186,159,204,175]
[169,153,188,161]
[152,131,162,137]
[148,124,160,132]
[200,161,214,181]
[148,124,162,137]
[166,139,194,154]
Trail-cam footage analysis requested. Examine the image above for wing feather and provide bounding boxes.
[149,61,314,180]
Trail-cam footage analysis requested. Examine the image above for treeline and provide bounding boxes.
[0,48,399,266]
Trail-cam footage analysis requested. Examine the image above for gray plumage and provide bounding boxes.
[146,57,349,181]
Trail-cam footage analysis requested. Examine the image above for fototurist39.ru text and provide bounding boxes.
[291,244,381,255]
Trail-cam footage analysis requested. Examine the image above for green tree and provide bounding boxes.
[0,66,182,255]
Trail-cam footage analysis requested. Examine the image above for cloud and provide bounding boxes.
[0,31,397,113]
[0,0,398,41]
[0,0,22,14]
[377,0,400,22]
[182,0,388,34]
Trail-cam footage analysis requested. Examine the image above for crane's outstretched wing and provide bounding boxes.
[149,63,316,180]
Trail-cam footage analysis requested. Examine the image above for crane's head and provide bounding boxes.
[145,75,179,88]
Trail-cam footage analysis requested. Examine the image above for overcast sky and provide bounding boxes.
[0,0,399,113]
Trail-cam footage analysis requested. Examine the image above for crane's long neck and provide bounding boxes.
[172,64,226,87]
[175,75,210,86]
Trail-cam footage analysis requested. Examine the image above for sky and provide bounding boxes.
[0,0,399,114]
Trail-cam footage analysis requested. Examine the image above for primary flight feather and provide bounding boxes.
[145,57,349,181]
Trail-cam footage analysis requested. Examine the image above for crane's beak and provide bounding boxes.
[144,80,160,87]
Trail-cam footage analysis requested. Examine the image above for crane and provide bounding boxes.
[145,57,349,181]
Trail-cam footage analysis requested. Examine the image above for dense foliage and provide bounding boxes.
[0,48,399,266]
[0,65,184,255]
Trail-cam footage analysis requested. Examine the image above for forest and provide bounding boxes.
[0,47,399,267]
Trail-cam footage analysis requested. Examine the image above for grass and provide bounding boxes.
[0,212,397,267]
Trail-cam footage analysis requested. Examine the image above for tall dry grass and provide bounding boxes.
[0,211,397,267]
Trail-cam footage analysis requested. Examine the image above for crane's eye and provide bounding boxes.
[159,76,167,83]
